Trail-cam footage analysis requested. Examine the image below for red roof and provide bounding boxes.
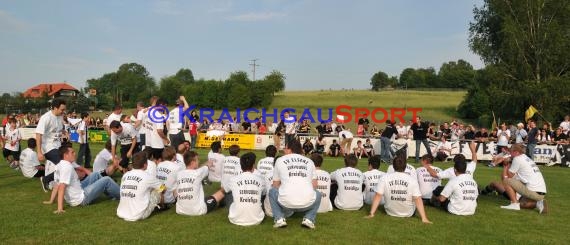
[23,83,79,98]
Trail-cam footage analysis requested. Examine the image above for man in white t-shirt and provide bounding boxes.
[499,144,548,214]
[175,144,188,170]
[49,145,120,214]
[76,112,91,168]
[117,152,164,221]
[155,146,182,206]
[147,98,170,161]
[105,104,123,134]
[207,141,225,183]
[36,99,67,191]
[220,145,242,206]
[110,120,139,171]
[257,145,277,177]
[423,142,478,182]
[168,96,189,150]
[432,156,478,215]
[283,111,297,147]
[560,115,570,135]
[330,154,364,210]
[269,139,321,229]
[133,102,147,148]
[3,118,21,168]
[19,138,45,178]
[226,152,267,226]
[92,140,120,176]
[311,153,332,213]
[387,161,417,177]
[497,123,510,153]
[175,151,224,216]
[366,155,431,223]
[363,156,386,205]
[338,129,354,157]
[415,154,441,204]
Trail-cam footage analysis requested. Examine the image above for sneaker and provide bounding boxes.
[273,218,287,228]
[500,203,520,210]
[537,200,548,214]
[546,162,556,167]
[40,177,48,193]
[487,163,495,168]
[301,218,315,229]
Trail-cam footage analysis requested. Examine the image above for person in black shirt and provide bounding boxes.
[411,116,431,163]
[303,138,314,155]
[464,125,476,140]
[241,121,251,133]
[358,114,370,135]
[315,121,326,136]
[328,139,341,157]
[380,120,396,162]
[527,120,538,159]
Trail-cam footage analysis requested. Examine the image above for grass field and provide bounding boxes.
[1,142,568,244]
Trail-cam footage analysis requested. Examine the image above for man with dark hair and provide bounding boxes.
[36,98,67,190]
[225,152,266,226]
[117,152,164,221]
[147,98,170,160]
[207,141,224,183]
[283,111,297,147]
[411,116,431,163]
[168,96,189,150]
[527,120,538,160]
[328,139,341,157]
[221,145,241,206]
[366,155,431,223]
[76,112,91,168]
[431,153,478,215]
[47,145,120,214]
[156,146,182,206]
[175,151,224,216]
[110,120,138,172]
[380,120,396,162]
[257,145,277,177]
[363,155,385,205]
[330,154,364,210]
[415,154,442,204]
[269,139,321,229]
[134,102,147,149]
[312,153,332,213]
[105,104,123,133]
[19,138,45,178]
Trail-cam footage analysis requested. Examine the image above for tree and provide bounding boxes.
[116,63,156,107]
[438,60,475,88]
[175,68,195,85]
[157,76,183,102]
[370,71,391,91]
[263,70,286,94]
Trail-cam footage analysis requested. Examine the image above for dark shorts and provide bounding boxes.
[3,148,20,161]
[205,196,218,213]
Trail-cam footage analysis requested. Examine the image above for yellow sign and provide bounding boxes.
[196,133,256,150]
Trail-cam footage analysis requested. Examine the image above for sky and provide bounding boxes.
[0,0,484,93]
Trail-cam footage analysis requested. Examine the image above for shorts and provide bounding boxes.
[205,196,218,213]
[3,148,20,161]
[504,178,545,201]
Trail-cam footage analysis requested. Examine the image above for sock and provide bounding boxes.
[100,170,108,177]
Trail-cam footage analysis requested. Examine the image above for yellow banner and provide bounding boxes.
[196,133,256,150]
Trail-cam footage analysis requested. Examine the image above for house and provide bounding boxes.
[22,82,80,98]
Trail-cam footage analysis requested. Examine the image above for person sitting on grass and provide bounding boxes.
[363,156,386,206]
[312,153,332,213]
[328,139,341,157]
[330,154,364,210]
[175,151,224,216]
[257,145,277,178]
[44,145,120,214]
[19,138,45,179]
[363,138,375,157]
[365,155,431,224]
[415,154,441,205]
[431,154,478,216]
[225,152,266,226]
[117,152,164,221]
[221,145,242,207]
[353,140,366,159]
[155,146,183,208]
[303,138,315,155]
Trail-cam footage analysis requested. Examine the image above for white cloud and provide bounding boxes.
[153,0,183,16]
[208,0,233,13]
[227,11,286,21]
[0,9,29,32]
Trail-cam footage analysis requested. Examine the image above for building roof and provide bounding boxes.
[22,83,79,98]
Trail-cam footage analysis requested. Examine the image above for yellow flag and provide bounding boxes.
[525,105,538,122]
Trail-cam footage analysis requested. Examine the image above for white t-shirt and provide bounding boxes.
[168,106,183,134]
[4,126,21,151]
[208,152,225,182]
[19,148,39,178]
[273,153,317,209]
[376,172,421,218]
[263,174,274,217]
[175,153,186,170]
[509,154,547,193]
[175,166,210,216]
[110,123,137,146]
[156,161,181,204]
[256,157,275,177]
[146,160,157,177]
[339,130,354,139]
[284,116,296,134]
[497,129,511,146]
[55,160,84,206]
[416,166,442,199]
[330,167,364,210]
[438,161,477,180]
[315,169,332,213]
[93,149,113,173]
[440,174,478,215]
[221,156,242,191]
[149,120,166,149]
[136,109,146,134]
[363,169,386,205]
[387,164,417,178]
[117,169,163,221]
[226,172,266,226]
[77,121,87,144]
[35,111,64,153]
[106,113,122,127]
[561,121,570,134]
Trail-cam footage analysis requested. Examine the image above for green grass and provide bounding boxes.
[1,142,568,244]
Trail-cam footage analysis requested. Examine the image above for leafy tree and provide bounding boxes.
[175,68,195,85]
[157,76,183,101]
[370,71,390,91]
[263,70,286,94]
[438,60,475,88]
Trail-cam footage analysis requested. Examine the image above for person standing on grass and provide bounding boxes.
[175,151,224,216]
[330,154,364,211]
[225,152,267,226]
[411,116,431,163]
[269,139,321,229]
[380,120,396,163]
[36,98,67,191]
[365,155,431,224]
[363,156,385,206]
[3,118,21,169]
[44,145,120,214]
[339,128,354,157]
[283,111,297,147]
[117,152,164,221]
[76,112,91,168]
[167,96,189,150]
[526,120,539,160]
